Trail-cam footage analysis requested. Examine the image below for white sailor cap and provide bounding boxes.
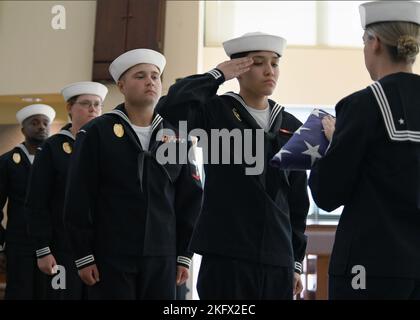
[223,32,287,58]
[61,81,108,102]
[109,49,166,83]
[360,1,420,29]
[16,104,56,125]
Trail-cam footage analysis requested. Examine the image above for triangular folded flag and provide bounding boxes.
[270,109,333,170]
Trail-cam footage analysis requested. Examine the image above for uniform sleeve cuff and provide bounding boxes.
[36,247,51,258]
[206,69,225,83]
[177,256,192,269]
[75,254,95,270]
[294,261,303,274]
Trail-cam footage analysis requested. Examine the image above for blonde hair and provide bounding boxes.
[366,21,420,64]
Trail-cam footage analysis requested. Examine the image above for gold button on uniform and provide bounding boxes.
[113,124,124,138]
[12,153,21,164]
[62,142,72,154]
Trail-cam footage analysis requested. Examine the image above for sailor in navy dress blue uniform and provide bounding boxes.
[309,1,420,299]
[157,32,309,299]
[64,49,203,299]
[0,104,55,299]
[25,82,107,299]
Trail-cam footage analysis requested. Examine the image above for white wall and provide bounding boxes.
[2,1,419,109]
[203,46,374,106]
[0,1,97,95]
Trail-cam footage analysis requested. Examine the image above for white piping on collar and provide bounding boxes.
[108,109,163,132]
[57,129,75,140]
[269,103,283,129]
[370,82,420,142]
[16,144,34,164]
[223,92,284,130]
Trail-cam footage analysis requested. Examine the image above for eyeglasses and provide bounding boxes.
[75,100,103,109]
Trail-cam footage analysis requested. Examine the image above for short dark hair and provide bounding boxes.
[67,95,80,106]
[118,69,129,82]
[66,95,81,120]
[230,51,280,60]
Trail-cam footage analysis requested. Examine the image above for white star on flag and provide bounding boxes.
[302,141,322,166]
[270,108,333,170]
[311,109,324,118]
[276,149,292,161]
[295,126,310,135]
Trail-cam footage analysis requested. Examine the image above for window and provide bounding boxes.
[324,1,366,47]
[204,1,366,48]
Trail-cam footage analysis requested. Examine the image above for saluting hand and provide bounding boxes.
[216,57,254,81]
[176,265,189,286]
[322,115,336,142]
[37,254,57,275]
[78,264,100,286]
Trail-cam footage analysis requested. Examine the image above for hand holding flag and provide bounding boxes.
[270,109,334,170]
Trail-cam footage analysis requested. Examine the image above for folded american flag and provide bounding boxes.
[270,109,332,170]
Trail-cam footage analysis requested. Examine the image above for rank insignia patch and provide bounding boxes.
[232,108,242,122]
